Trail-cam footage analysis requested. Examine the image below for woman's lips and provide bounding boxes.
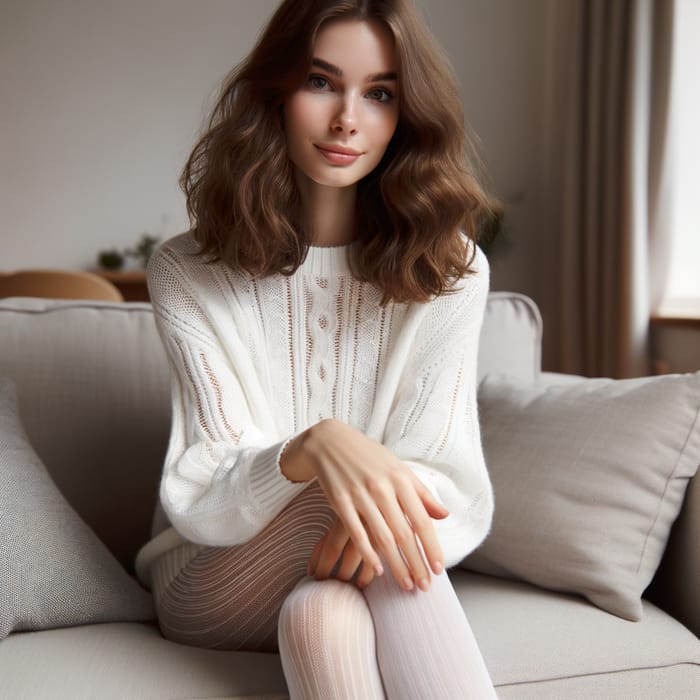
[315,145,362,165]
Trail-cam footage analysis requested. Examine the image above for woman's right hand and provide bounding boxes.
[280,419,449,591]
[307,514,377,590]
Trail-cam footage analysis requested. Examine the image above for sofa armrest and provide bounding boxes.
[650,469,700,637]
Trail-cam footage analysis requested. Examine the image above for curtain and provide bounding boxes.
[550,0,675,378]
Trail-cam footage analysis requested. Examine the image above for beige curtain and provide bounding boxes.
[551,0,674,378]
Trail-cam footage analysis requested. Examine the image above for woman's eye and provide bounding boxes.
[308,75,330,90]
[366,87,393,103]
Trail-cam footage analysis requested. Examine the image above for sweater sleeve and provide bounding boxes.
[147,243,308,546]
[382,246,493,566]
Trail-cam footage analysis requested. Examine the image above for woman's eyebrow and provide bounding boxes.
[311,58,397,82]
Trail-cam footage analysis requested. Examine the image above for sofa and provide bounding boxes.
[0,291,698,699]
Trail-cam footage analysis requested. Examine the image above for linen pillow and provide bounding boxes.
[0,377,154,639]
[461,372,700,621]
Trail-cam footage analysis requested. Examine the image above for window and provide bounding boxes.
[662,0,700,309]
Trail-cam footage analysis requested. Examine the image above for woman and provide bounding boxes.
[135,0,498,697]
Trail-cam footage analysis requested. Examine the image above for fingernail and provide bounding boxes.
[374,563,384,576]
[433,561,443,574]
[403,577,414,590]
[418,578,430,592]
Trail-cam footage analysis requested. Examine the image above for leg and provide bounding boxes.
[150,481,334,651]
[278,577,386,700]
[363,564,498,700]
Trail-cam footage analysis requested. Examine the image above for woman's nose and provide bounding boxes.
[332,95,358,134]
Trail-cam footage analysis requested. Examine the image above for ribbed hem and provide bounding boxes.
[248,437,310,514]
[303,243,353,275]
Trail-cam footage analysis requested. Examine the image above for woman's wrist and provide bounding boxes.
[279,419,341,482]
[279,428,317,482]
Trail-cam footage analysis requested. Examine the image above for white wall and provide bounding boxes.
[1,0,279,270]
[1,0,553,300]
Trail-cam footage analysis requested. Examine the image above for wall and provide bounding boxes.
[1,0,278,269]
[1,0,553,299]
[419,0,553,301]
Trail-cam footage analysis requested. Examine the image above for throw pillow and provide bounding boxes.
[461,372,700,621]
[0,377,154,639]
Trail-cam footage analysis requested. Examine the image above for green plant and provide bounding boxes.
[97,233,160,270]
[125,234,160,268]
[97,249,125,270]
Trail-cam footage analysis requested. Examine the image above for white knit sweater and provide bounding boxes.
[135,231,493,586]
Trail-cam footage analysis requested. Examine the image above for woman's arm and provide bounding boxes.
[281,419,449,590]
[384,249,493,566]
[148,242,310,546]
[298,246,493,590]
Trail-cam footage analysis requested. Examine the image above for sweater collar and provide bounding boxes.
[303,243,353,275]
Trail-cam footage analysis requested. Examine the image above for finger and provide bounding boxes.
[352,524,379,589]
[335,539,363,582]
[314,519,351,580]
[354,561,376,590]
[411,476,450,520]
[307,535,326,576]
[334,492,384,576]
[424,497,449,519]
[399,485,446,577]
[375,492,432,591]
[357,492,415,590]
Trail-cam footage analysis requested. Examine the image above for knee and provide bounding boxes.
[278,578,373,652]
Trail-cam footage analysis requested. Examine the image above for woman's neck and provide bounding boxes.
[296,174,357,247]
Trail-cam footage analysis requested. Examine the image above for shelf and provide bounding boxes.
[93,269,149,302]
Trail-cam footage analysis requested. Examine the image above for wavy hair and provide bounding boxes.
[181,0,497,303]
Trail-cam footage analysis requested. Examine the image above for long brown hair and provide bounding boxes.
[181,0,496,303]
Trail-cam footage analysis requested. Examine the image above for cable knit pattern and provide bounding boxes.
[135,232,493,586]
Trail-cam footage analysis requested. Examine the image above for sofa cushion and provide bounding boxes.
[453,571,700,699]
[0,377,155,640]
[0,298,171,570]
[462,372,700,620]
[451,570,700,685]
[0,622,288,700]
[1,572,697,700]
[495,667,700,700]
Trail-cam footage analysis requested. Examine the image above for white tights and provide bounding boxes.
[279,563,497,699]
[151,482,497,699]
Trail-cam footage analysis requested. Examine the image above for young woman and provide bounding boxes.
[135,0,498,697]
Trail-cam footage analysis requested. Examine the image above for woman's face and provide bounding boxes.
[284,18,400,191]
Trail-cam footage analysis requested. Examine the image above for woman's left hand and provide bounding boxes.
[308,514,376,589]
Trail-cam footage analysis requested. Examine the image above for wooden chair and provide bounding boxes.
[0,269,124,302]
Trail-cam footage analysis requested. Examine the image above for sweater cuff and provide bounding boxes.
[247,437,310,514]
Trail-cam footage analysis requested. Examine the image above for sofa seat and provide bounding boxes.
[0,622,289,700]
[452,571,700,699]
[1,570,697,700]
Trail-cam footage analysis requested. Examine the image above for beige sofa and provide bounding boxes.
[0,292,698,699]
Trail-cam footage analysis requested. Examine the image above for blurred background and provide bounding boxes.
[1,0,698,375]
